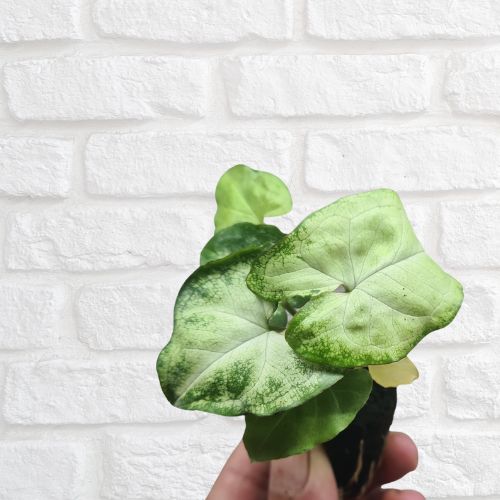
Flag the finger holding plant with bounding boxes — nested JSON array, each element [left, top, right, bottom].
[[157, 165, 463, 498]]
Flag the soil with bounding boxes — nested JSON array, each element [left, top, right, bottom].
[[323, 382, 398, 499]]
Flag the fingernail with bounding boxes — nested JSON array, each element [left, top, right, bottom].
[[269, 453, 310, 498]]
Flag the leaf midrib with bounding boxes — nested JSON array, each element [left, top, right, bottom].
[[174, 330, 272, 406], [186, 307, 269, 330], [297, 251, 425, 297]]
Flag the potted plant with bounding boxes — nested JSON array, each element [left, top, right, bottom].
[[157, 165, 463, 498]]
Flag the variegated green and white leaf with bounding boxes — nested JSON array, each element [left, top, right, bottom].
[[157, 250, 343, 416], [247, 189, 463, 367]]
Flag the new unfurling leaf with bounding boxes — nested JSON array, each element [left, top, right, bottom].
[[214, 165, 292, 232]]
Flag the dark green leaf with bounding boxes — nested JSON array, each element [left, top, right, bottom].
[[243, 369, 372, 461], [268, 303, 288, 332], [200, 223, 285, 266], [287, 295, 309, 309]]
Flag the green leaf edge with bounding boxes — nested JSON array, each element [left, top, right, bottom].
[[200, 222, 285, 266], [243, 369, 373, 462]]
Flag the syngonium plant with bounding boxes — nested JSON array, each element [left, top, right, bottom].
[[157, 165, 463, 497]]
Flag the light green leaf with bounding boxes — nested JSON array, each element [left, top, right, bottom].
[[243, 369, 372, 462], [200, 223, 285, 266], [214, 165, 292, 233], [157, 250, 343, 416], [247, 189, 463, 367], [368, 356, 419, 388]]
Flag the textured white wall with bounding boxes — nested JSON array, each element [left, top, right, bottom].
[[0, 1, 499, 499]]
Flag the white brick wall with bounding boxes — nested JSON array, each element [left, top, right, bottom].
[[85, 130, 292, 195], [101, 423, 242, 500], [0, 282, 66, 349], [3, 359, 197, 424], [93, 0, 294, 43], [5, 57, 209, 120], [306, 127, 500, 191], [441, 202, 500, 268], [224, 55, 431, 117], [0, 0, 82, 43], [0, 2, 497, 499], [6, 206, 212, 270], [307, 0, 500, 40], [0, 442, 85, 500], [76, 282, 181, 350], [0, 137, 72, 196], [446, 51, 500, 115], [392, 433, 500, 497], [444, 355, 500, 419]]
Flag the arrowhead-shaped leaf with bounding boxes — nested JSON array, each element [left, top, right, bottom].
[[247, 189, 463, 367], [200, 223, 285, 266], [214, 165, 292, 233], [157, 250, 343, 416], [243, 369, 372, 461]]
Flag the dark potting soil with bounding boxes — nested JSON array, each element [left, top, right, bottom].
[[323, 382, 398, 499]]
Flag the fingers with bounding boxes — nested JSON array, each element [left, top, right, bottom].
[[371, 432, 419, 486], [209, 432, 421, 500], [366, 487, 425, 500], [269, 447, 338, 500], [301, 446, 339, 500], [207, 441, 270, 500], [268, 452, 310, 499]]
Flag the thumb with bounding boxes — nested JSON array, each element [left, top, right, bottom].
[[269, 446, 338, 500]]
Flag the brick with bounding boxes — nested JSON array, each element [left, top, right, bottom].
[[5, 206, 212, 271], [446, 51, 500, 114], [0, 136, 72, 197], [94, 0, 293, 43], [0, 0, 81, 43], [441, 202, 500, 268], [424, 276, 499, 344], [307, 0, 500, 40], [0, 86, 8, 121], [444, 355, 500, 419], [3, 360, 197, 424], [0, 282, 66, 349], [403, 204, 436, 255], [391, 433, 500, 497], [102, 423, 242, 499], [223, 55, 430, 117], [4, 57, 209, 120], [394, 360, 431, 419], [306, 127, 500, 191], [77, 282, 181, 350], [85, 131, 291, 196], [0, 442, 85, 500]]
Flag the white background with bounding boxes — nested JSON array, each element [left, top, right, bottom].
[[0, 1, 499, 499]]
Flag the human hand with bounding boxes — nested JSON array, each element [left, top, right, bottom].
[[207, 432, 424, 500]]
